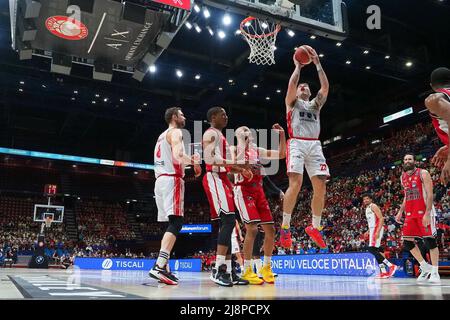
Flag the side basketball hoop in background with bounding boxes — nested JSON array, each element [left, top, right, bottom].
[[240, 16, 281, 65]]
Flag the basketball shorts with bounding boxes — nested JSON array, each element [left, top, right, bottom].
[[286, 139, 330, 177], [233, 185, 273, 224], [369, 227, 384, 248], [402, 210, 437, 238], [202, 172, 236, 220], [154, 175, 184, 222]]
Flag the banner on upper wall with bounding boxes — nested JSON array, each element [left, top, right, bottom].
[[74, 258, 201, 272], [269, 253, 378, 277]]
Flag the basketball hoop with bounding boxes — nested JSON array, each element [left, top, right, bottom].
[[45, 216, 53, 228], [240, 16, 281, 66]]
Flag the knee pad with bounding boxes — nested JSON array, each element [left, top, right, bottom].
[[403, 240, 415, 252], [217, 214, 236, 246], [424, 237, 438, 250], [166, 215, 183, 236]]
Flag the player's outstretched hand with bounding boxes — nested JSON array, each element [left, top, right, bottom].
[[432, 145, 448, 169], [305, 46, 319, 65], [272, 123, 285, 134], [440, 160, 450, 185]]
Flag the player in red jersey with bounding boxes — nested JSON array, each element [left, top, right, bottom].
[[202, 107, 252, 287], [425, 67, 450, 183], [231, 124, 286, 284], [395, 154, 441, 284]]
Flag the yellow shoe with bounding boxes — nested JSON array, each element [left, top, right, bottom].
[[261, 264, 275, 284], [241, 266, 264, 285]]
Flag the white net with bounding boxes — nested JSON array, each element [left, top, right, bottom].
[[45, 217, 53, 228], [240, 17, 281, 66]]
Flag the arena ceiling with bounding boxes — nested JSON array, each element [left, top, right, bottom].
[[0, 0, 449, 163]]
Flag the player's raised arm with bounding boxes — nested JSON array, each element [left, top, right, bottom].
[[257, 124, 286, 159], [285, 56, 303, 109], [306, 47, 329, 109]]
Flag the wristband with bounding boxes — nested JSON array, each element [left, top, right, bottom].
[[316, 64, 322, 72]]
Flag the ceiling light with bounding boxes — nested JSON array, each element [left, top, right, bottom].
[[253, 84, 258, 88], [319, 53, 324, 58], [366, 66, 371, 70], [261, 22, 268, 29], [104, 98, 108, 102], [74, 90, 78, 94], [235, 29, 241, 35], [363, 50, 369, 54], [143, 103, 148, 106], [195, 74, 201, 80], [120, 98, 124, 102], [137, 109, 142, 112], [203, 8, 210, 18], [276, 89, 281, 93], [218, 87, 223, 91], [91, 101, 96, 104], [336, 42, 342, 47], [346, 60, 351, 64], [287, 30, 295, 37], [243, 92, 247, 96], [194, 4, 200, 12], [207, 26, 214, 36], [176, 69, 183, 78], [223, 14, 232, 26], [95, 94, 100, 97], [18, 88, 23, 92], [149, 65, 156, 73], [385, 55, 390, 59], [266, 97, 270, 100], [218, 30, 226, 39], [185, 21, 192, 29], [310, 35, 316, 39], [405, 61, 413, 67], [194, 23, 201, 33]]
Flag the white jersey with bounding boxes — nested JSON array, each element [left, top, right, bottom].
[[287, 98, 321, 139], [154, 128, 185, 179], [365, 204, 380, 229]]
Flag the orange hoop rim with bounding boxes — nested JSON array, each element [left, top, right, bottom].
[[239, 16, 281, 39]]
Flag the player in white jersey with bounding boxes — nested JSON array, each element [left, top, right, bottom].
[[362, 194, 398, 278], [281, 46, 329, 250], [150, 107, 201, 285]]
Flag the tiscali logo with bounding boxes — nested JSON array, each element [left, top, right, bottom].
[[46, 16, 88, 40], [102, 259, 113, 270]]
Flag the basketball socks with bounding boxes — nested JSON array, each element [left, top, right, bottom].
[[383, 259, 393, 267], [156, 250, 170, 268], [254, 258, 262, 273], [216, 255, 226, 270], [226, 260, 232, 273], [263, 256, 271, 267], [432, 265, 439, 273], [282, 212, 291, 228], [244, 260, 252, 271], [379, 264, 387, 273], [312, 215, 321, 229]]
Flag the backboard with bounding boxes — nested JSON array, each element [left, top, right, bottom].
[[204, 0, 348, 40], [33, 204, 64, 224]]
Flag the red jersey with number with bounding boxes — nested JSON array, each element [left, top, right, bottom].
[[204, 127, 230, 173], [401, 168, 427, 218], [430, 88, 450, 146]]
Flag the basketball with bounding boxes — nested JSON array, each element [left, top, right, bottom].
[[294, 45, 312, 65]]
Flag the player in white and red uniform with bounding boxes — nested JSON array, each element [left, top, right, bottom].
[[395, 154, 440, 284], [150, 107, 201, 285], [362, 194, 398, 278], [202, 107, 252, 287], [425, 67, 450, 183], [232, 124, 285, 284], [282, 46, 329, 250]]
